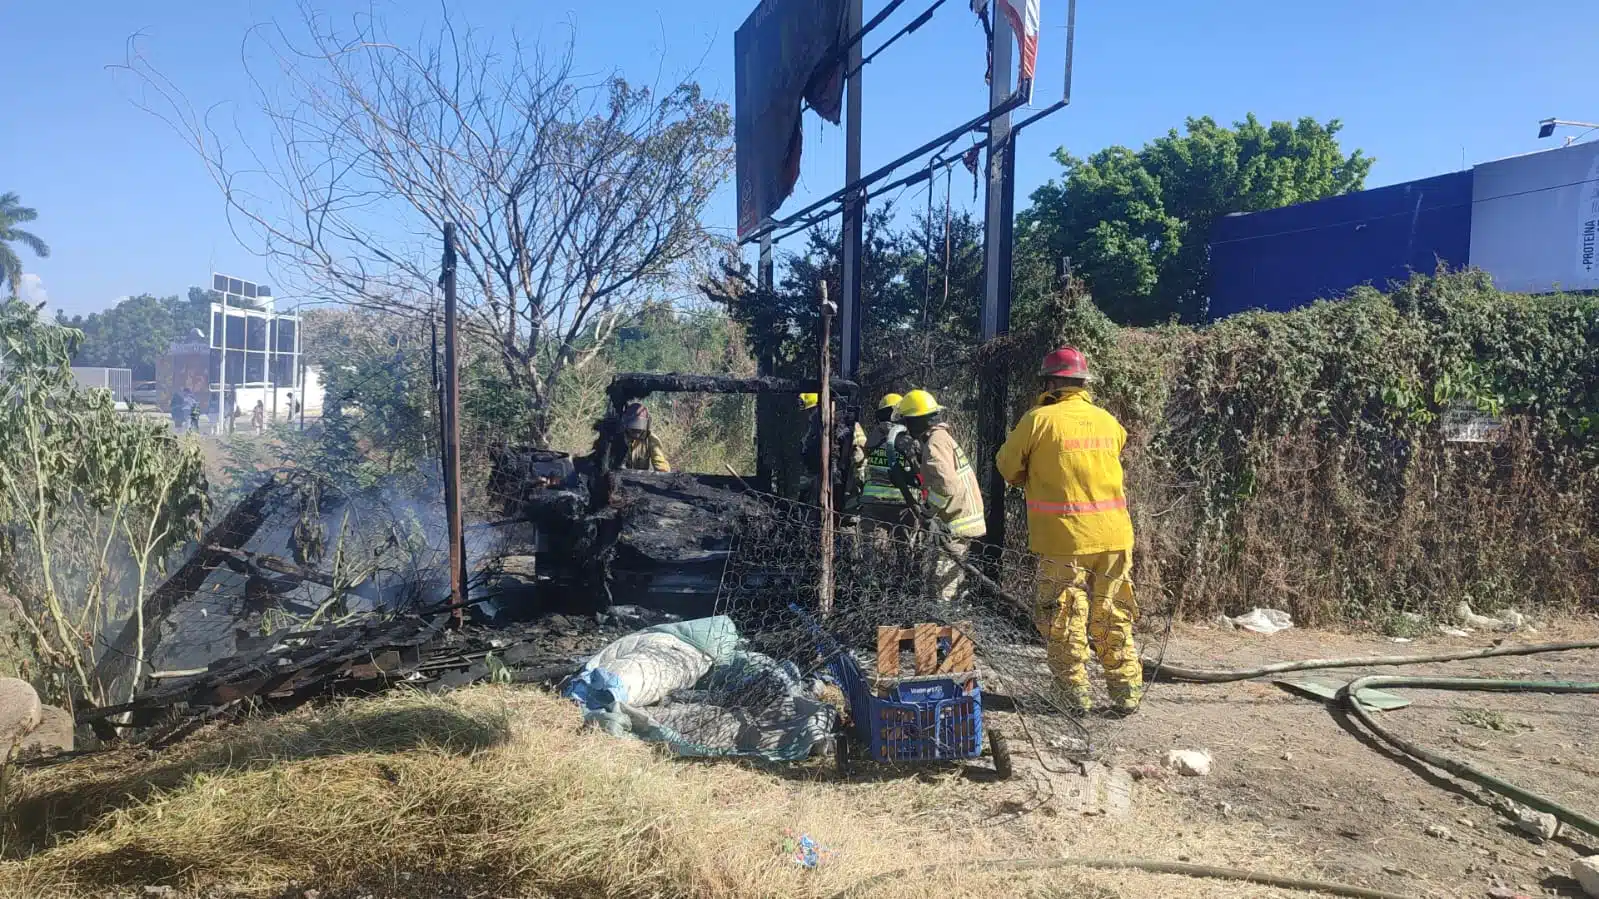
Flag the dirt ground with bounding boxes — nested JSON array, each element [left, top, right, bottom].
[[932, 621, 1599, 899], [6, 622, 1596, 899]]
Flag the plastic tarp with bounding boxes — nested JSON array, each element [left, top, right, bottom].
[[564, 615, 834, 762]]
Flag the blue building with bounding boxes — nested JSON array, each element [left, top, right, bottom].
[[1207, 141, 1599, 319]]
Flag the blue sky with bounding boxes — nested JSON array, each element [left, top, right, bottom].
[[2, 0, 1593, 316]]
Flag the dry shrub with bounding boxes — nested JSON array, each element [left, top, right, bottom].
[[1, 688, 1343, 899]]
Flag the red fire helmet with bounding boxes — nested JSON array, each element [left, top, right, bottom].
[[1039, 346, 1091, 380]]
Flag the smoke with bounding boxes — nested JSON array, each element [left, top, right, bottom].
[[18, 273, 48, 307]]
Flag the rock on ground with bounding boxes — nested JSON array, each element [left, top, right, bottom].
[[0, 676, 43, 754], [1573, 855, 1599, 898], [1164, 748, 1213, 776], [17, 703, 74, 757], [1513, 807, 1559, 842]]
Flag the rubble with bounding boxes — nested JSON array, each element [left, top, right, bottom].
[[1164, 749, 1213, 776], [1573, 856, 1599, 897], [1513, 808, 1558, 842]]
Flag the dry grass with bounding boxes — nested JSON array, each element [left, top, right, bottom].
[[1, 687, 1346, 899]]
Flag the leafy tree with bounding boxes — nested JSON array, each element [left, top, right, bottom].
[[0, 300, 208, 703], [1, 192, 50, 297], [62, 287, 219, 379], [708, 209, 918, 378], [1019, 115, 1373, 324]]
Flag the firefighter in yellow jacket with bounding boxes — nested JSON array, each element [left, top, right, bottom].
[[995, 347, 1141, 715], [620, 402, 671, 472], [896, 389, 985, 603]]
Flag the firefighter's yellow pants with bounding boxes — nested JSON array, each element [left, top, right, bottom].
[[1033, 550, 1143, 707]]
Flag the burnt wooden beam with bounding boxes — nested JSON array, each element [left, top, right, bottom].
[[90, 476, 283, 705], [208, 545, 380, 601], [606, 373, 860, 411]]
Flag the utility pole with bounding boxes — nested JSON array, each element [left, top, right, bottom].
[[979, 4, 1017, 551], [441, 223, 467, 628], [839, 0, 864, 382], [818, 282, 836, 618]]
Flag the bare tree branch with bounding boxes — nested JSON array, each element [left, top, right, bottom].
[[114, 5, 732, 443]]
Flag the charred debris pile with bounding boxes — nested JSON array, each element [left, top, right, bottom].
[[54, 373, 844, 751]]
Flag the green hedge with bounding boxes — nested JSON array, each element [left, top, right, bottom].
[[1042, 271, 1599, 627]]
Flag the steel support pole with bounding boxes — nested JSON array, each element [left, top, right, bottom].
[[756, 234, 776, 493], [217, 288, 226, 436], [441, 223, 467, 628], [818, 283, 836, 617], [979, 5, 1016, 551], [839, 0, 864, 381]]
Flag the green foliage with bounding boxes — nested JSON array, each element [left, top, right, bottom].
[[0, 192, 50, 297], [1021, 115, 1373, 324], [60, 288, 220, 380], [0, 300, 208, 701], [272, 308, 442, 494], [542, 301, 760, 473], [708, 208, 987, 389], [1041, 272, 1598, 625]]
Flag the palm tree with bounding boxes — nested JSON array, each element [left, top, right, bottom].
[[1, 192, 51, 298]]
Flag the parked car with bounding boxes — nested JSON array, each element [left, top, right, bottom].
[[132, 381, 162, 405]]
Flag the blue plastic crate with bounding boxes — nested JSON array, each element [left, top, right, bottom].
[[829, 652, 984, 763]]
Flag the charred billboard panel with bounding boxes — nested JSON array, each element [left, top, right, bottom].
[[1469, 141, 1599, 295], [733, 0, 848, 239]]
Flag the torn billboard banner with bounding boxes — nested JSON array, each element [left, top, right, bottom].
[[734, 0, 848, 240], [972, 0, 1041, 103]]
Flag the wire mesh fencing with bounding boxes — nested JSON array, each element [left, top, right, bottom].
[[593, 490, 1179, 765]]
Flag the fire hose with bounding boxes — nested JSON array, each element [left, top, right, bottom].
[[830, 855, 1417, 899], [1146, 640, 1599, 683], [1340, 674, 1599, 838]]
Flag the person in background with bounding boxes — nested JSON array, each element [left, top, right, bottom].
[[800, 392, 866, 507], [251, 400, 266, 435], [860, 393, 911, 545], [229, 392, 242, 434], [170, 391, 186, 432], [620, 402, 670, 472], [182, 388, 200, 433], [895, 389, 985, 603], [995, 346, 1142, 717]]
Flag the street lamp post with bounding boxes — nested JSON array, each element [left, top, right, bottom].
[[1538, 118, 1599, 146]]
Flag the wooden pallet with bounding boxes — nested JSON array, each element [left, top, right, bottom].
[[875, 622, 976, 679]]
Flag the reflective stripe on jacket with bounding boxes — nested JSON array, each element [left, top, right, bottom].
[[994, 388, 1132, 556], [624, 434, 671, 472], [862, 421, 907, 504], [920, 423, 986, 538]]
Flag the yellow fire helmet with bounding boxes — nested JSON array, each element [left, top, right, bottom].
[[896, 389, 942, 419], [798, 392, 820, 411], [877, 392, 904, 413]]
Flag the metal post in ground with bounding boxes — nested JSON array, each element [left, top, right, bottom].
[[756, 232, 776, 493], [839, 0, 864, 382], [979, 5, 1016, 552], [441, 223, 466, 628], [217, 287, 227, 437], [818, 282, 836, 618]]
